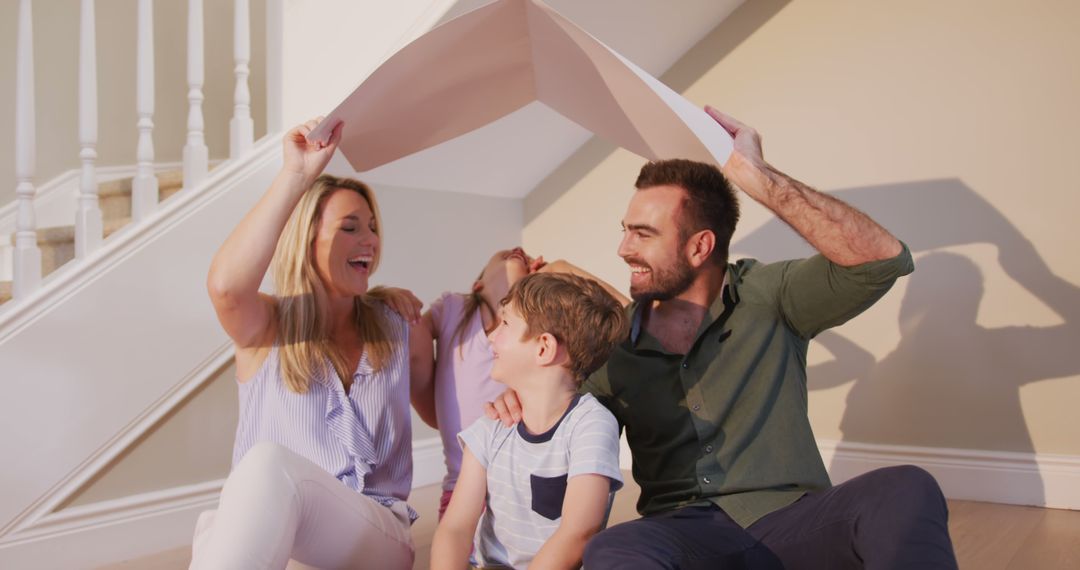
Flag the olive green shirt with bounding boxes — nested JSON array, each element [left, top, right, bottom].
[[582, 244, 914, 528]]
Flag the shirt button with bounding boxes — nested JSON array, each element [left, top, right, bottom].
[[703, 476, 711, 484], [704, 444, 713, 453], [692, 404, 701, 411], [681, 362, 689, 369]]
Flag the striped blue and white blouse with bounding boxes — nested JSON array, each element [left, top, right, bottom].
[[232, 301, 416, 521]]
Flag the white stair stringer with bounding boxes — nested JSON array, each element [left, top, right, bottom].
[[0, 134, 282, 543]]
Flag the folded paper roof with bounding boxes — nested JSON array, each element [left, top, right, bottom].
[[310, 0, 732, 174]]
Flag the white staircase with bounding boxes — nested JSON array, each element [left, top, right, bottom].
[[0, 0, 459, 566]]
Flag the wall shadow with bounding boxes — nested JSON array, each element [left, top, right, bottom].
[[732, 179, 1080, 505]]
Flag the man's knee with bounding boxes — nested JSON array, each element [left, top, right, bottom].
[[583, 524, 631, 567], [884, 465, 945, 504], [860, 465, 948, 527]]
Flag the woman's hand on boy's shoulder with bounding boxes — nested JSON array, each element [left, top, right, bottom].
[[484, 389, 522, 427]]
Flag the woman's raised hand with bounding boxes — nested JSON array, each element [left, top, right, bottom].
[[282, 117, 344, 187]]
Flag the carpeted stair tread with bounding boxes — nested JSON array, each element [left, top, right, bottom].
[[1, 171, 186, 303]]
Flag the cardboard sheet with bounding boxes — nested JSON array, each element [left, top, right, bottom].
[[309, 0, 732, 171]]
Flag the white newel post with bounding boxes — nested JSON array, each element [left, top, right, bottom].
[[76, 0, 103, 257], [13, 0, 42, 298], [230, 0, 254, 158], [132, 0, 158, 220], [183, 0, 209, 190]]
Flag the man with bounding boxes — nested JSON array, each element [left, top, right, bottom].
[[490, 108, 957, 569]]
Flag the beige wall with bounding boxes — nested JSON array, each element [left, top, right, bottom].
[[65, 361, 238, 507], [0, 0, 267, 205], [525, 0, 1080, 466]]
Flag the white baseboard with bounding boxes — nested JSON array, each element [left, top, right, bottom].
[[0, 436, 446, 569], [818, 439, 1080, 510], [0, 479, 221, 569], [622, 435, 1079, 510], [4, 436, 1074, 568]]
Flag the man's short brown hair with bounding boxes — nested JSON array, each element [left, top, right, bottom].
[[635, 159, 740, 265], [502, 272, 628, 383]]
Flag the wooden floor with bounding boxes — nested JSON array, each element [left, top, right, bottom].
[[99, 473, 1080, 569]]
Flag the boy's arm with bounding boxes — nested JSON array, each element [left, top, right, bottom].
[[431, 446, 488, 570], [527, 474, 611, 570]]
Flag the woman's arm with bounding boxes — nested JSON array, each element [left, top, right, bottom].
[[367, 286, 422, 324], [431, 447, 488, 570], [528, 474, 611, 569], [538, 259, 630, 307], [409, 310, 438, 428], [206, 119, 342, 349]]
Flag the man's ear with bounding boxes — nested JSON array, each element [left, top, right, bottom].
[[535, 332, 561, 367], [685, 229, 716, 269]]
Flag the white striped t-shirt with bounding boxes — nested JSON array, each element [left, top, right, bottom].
[[232, 301, 416, 521], [459, 393, 623, 569]]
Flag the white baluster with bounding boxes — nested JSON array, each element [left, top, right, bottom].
[[76, 0, 103, 257], [13, 0, 41, 298], [132, 0, 158, 220], [183, 0, 208, 190], [230, 0, 254, 158]]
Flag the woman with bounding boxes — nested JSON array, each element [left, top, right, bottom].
[[191, 119, 434, 569]]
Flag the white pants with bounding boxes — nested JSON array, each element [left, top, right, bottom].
[[190, 442, 414, 570]]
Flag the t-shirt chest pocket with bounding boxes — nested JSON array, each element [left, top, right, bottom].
[[530, 473, 568, 520]]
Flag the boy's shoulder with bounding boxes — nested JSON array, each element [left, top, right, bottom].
[[458, 412, 515, 465], [561, 393, 619, 433]]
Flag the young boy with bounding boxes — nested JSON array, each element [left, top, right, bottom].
[[431, 272, 629, 570]]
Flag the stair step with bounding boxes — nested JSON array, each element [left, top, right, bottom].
[[2, 171, 185, 305], [97, 170, 185, 221]]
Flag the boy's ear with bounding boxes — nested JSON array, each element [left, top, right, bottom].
[[535, 332, 558, 366]]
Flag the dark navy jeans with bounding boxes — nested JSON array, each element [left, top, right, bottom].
[[583, 465, 958, 570]]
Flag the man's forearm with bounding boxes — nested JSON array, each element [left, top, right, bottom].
[[726, 151, 902, 266]]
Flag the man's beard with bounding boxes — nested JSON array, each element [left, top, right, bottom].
[[628, 254, 696, 303]]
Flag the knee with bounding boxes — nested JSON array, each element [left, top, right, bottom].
[[583, 525, 634, 568], [229, 442, 300, 495], [888, 465, 945, 504], [583, 527, 614, 565], [236, 441, 294, 471], [872, 465, 948, 524]]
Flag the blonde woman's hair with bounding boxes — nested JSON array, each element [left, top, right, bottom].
[[271, 174, 392, 393]]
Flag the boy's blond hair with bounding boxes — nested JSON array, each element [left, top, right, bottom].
[[502, 272, 628, 383]]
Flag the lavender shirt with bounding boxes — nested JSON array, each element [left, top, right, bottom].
[[430, 292, 507, 492], [232, 301, 416, 521]]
